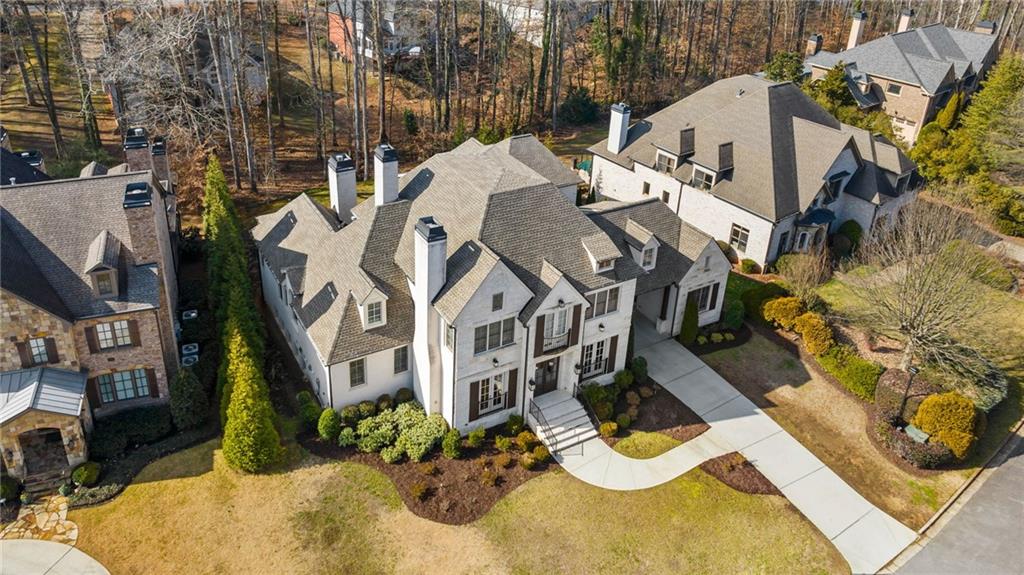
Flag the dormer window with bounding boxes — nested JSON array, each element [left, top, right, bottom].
[[692, 166, 715, 191], [95, 272, 115, 296], [642, 247, 655, 269], [367, 301, 384, 326], [655, 151, 677, 174], [597, 258, 615, 272]]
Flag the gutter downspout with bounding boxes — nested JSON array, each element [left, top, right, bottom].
[[449, 327, 457, 426]]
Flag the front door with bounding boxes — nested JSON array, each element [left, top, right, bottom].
[[534, 357, 560, 396]]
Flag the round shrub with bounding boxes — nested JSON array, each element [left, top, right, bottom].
[[20, 492, 33, 505], [395, 387, 414, 404], [613, 370, 635, 390], [377, 393, 393, 412], [480, 468, 498, 486], [594, 401, 614, 421], [710, 332, 724, 344], [495, 452, 513, 468], [532, 445, 550, 463], [358, 400, 377, 419], [793, 312, 834, 356], [410, 482, 429, 501], [1, 475, 21, 500], [466, 427, 486, 448], [630, 356, 648, 384], [505, 414, 525, 436], [722, 299, 745, 331], [59, 483, 74, 497], [318, 408, 343, 442], [913, 392, 977, 459], [741, 282, 788, 324], [519, 452, 537, 470], [762, 297, 804, 330], [616, 413, 631, 429], [494, 434, 513, 452], [299, 401, 322, 431], [71, 462, 102, 487], [625, 391, 641, 406], [831, 233, 853, 259], [516, 431, 538, 452], [337, 427, 356, 447], [935, 430, 974, 460], [837, 219, 863, 248], [724, 332, 735, 341], [696, 335, 708, 345], [638, 386, 654, 399], [442, 428, 462, 459], [340, 405, 361, 427], [626, 405, 639, 420], [740, 258, 760, 274], [380, 444, 404, 464], [599, 421, 618, 437]]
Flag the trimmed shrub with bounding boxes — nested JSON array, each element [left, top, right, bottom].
[[395, 387, 414, 404], [630, 356, 648, 384], [410, 482, 429, 501], [710, 332, 724, 344], [532, 445, 551, 462], [466, 427, 486, 448], [494, 435, 513, 452], [717, 240, 738, 264], [593, 401, 614, 421], [935, 430, 975, 459], [913, 392, 977, 459], [59, 483, 74, 497], [505, 414, 525, 436], [495, 452, 513, 468], [419, 462, 438, 476], [397, 413, 448, 462], [340, 405, 361, 427], [616, 413, 631, 429], [741, 282, 789, 324], [91, 405, 174, 459], [380, 445, 404, 464], [625, 391, 641, 406], [679, 295, 699, 346], [89, 426, 129, 460], [317, 408, 343, 442], [480, 468, 499, 487], [441, 429, 462, 459], [638, 386, 654, 399], [614, 370, 635, 390], [71, 462, 101, 487], [722, 299, 745, 331], [696, 335, 708, 345], [376, 394, 393, 412], [519, 452, 537, 470], [337, 427, 356, 447], [599, 421, 618, 437], [170, 368, 209, 431], [740, 258, 760, 274], [516, 431, 538, 452], [358, 400, 377, 419], [874, 419, 953, 469], [837, 219, 863, 249], [724, 332, 735, 341], [1, 475, 21, 500], [793, 312, 834, 356], [818, 346, 884, 401], [831, 233, 853, 259], [626, 405, 639, 420], [762, 296, 804, 330]]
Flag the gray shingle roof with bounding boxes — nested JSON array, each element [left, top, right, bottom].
[[433, 241, 500, 322], [495, 134, 582, 188], [1, 172, 165, 319], [0, 148, 50, 187], [0, 367, 87, 424], [806, 24, 997, 94], [84, 230, 121, 273]]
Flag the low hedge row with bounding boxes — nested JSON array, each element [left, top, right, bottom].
[[90, 405, 174, 460], [817, 346, 884, 401]]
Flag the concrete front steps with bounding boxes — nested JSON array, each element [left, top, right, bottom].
[[528, 390, 599, 453]]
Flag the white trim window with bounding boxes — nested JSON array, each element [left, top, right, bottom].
[[394, 346, 409, 374], [477, 372, 506, 415], [492, 292, 503, 311], [95, 272, 114, 296], [96, 320, 132, 349], [581, 339, 608, 379], [692, 166, 715, 190], [729, 224, 749, 253], [474, 318, 515, 355], [655, 151, 677, 174], [366, 301, 383, 326], [689, 282, 721, 313], [350, 358, 366, 387], [642, 247, 655, 268], [543, 308, 570, 351], [585, 286, 620, 319]]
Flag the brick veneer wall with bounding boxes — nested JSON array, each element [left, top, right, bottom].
[[0, 291, 78, 372], [0, 410, 88, 480]]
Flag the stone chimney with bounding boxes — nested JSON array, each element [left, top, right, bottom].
[[327, 152, 357, 222], [413, 216, 447, 414], [847, 11, 867, 50], [150, 136, 171, 184], [607, 103, 631, 155], [123, 127, 153, 172], [974, 20, 997, 35], [122, 182, 160, 265], [897, 9, 914, 33], [374, 144, 399, 206], [805, 33, 823, 57]]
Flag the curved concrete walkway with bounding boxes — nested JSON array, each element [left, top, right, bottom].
[[0, 540, 109, 575]]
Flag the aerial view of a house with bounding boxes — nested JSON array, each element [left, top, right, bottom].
[[0, 2, 1022, 575]]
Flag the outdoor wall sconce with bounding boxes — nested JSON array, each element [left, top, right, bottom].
[[492, 357, 500, 368], [573, 363, 582, 375], [557, 298, 566, 308], [598, 323, 606, 332], [527, 379, 536, 391]]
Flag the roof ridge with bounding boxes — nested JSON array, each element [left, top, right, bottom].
[[585, 196, 662, 215]]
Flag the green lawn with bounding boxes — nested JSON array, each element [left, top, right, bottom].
[[725, 271, 764, 306], [71, 438, 847, 575], [611, 430, 681, 459]]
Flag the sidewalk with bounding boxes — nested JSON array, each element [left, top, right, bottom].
[[0, 539, 108, 575]]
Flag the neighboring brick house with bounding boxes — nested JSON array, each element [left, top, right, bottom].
[[0, 132, 179, 483], [804, 10, 999, 144], [327, 0, 429, 65]]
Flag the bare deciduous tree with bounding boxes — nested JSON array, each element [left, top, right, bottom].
[[777, 248, 832, 307]]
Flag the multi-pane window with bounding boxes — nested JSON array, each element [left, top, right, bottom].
[[642, 248, 655, 268], [886, 83, 902, 96], [729, 224, 750, 253], [543, 308, 569, 349], [394, 346, 409, 374], [474, 318, 515, 354], [113, 320, 132, 346], [97, 369, 150, 403], [366, 301, 383, 325], [689, 283, 720, 313], [350, 359, 366, 387], [96, 272, 114, 296], [692, 166, 715, 190], [95, 321, 132, 350], [28, 338, 48, 364], [581, 339, 608, 378], [492, 292, 503, 312], [476, 372, 505, 415], [655, 152, 676, 173], [597, 258, 615, 271], [585, 287, 620, 319]]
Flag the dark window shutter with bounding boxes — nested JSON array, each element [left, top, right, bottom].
[[606, 335, 619, 374], [710, 283, 720, 311], [534, 314, 545, 357], [44, 337, 59, 364], [128, 320, 142, 346], [15, 342, 32, 368], [569, 305, 582, 346], [507, 369, 518, 409], [469, 379, 480, 422], [146, 368, 160, 397], [85, 327, 99, 353], [659, 286, 671, 320], [86, 377, 102, 408]]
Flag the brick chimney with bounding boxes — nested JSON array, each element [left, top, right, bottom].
[[847, 11, 867, 50], [123, 127, 153, 172], [805, 33, 823, 57], [150, 136, 171, 184]]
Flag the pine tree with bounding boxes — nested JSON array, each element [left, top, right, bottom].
[[222, 342, 281, 472], [935, 91, 963, 131], [170, 367, 209, 430]]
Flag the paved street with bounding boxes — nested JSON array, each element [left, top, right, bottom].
[[899, 435, 1024, 575]]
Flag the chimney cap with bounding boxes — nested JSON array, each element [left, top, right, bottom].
[[124, 127, 149, 150], [15, 150, 43, 167], [375, 143, 398, 162], [852, 10, 867, 20], [415, 216, 446, 242], [975, 20, 997, 31], [122, 182, 153, 209], [328, 152, 355, 172], [151, 136, 167, 156], [611, 102, 631, 114], [900, 8, 914, 17]]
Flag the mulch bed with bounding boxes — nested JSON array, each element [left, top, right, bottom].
[[1, 501, 21, 524], [602, 381, 710, 448], [298, 431, 556, 525], [700, 452, 781, 496], [690, 324, 753, 355]]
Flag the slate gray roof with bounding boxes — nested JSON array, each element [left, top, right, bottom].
[[590, 75, 916, 221], [253, 134, 642, 363], [0, 148, 50, 187], [0, 367, 87, 424], [583, 198, 716, 294], [84, 230, 121, 273], [495, 134, 582, 188], [1, 172, 165, 319], [806, 24, 998, 94]]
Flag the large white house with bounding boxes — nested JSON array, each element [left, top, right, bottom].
[[588, 75, 920, 268], [252, 134, 729, 441]]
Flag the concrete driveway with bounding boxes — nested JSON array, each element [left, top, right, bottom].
[[636, 325, 916, 575], [0, 540, 109, 575]]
